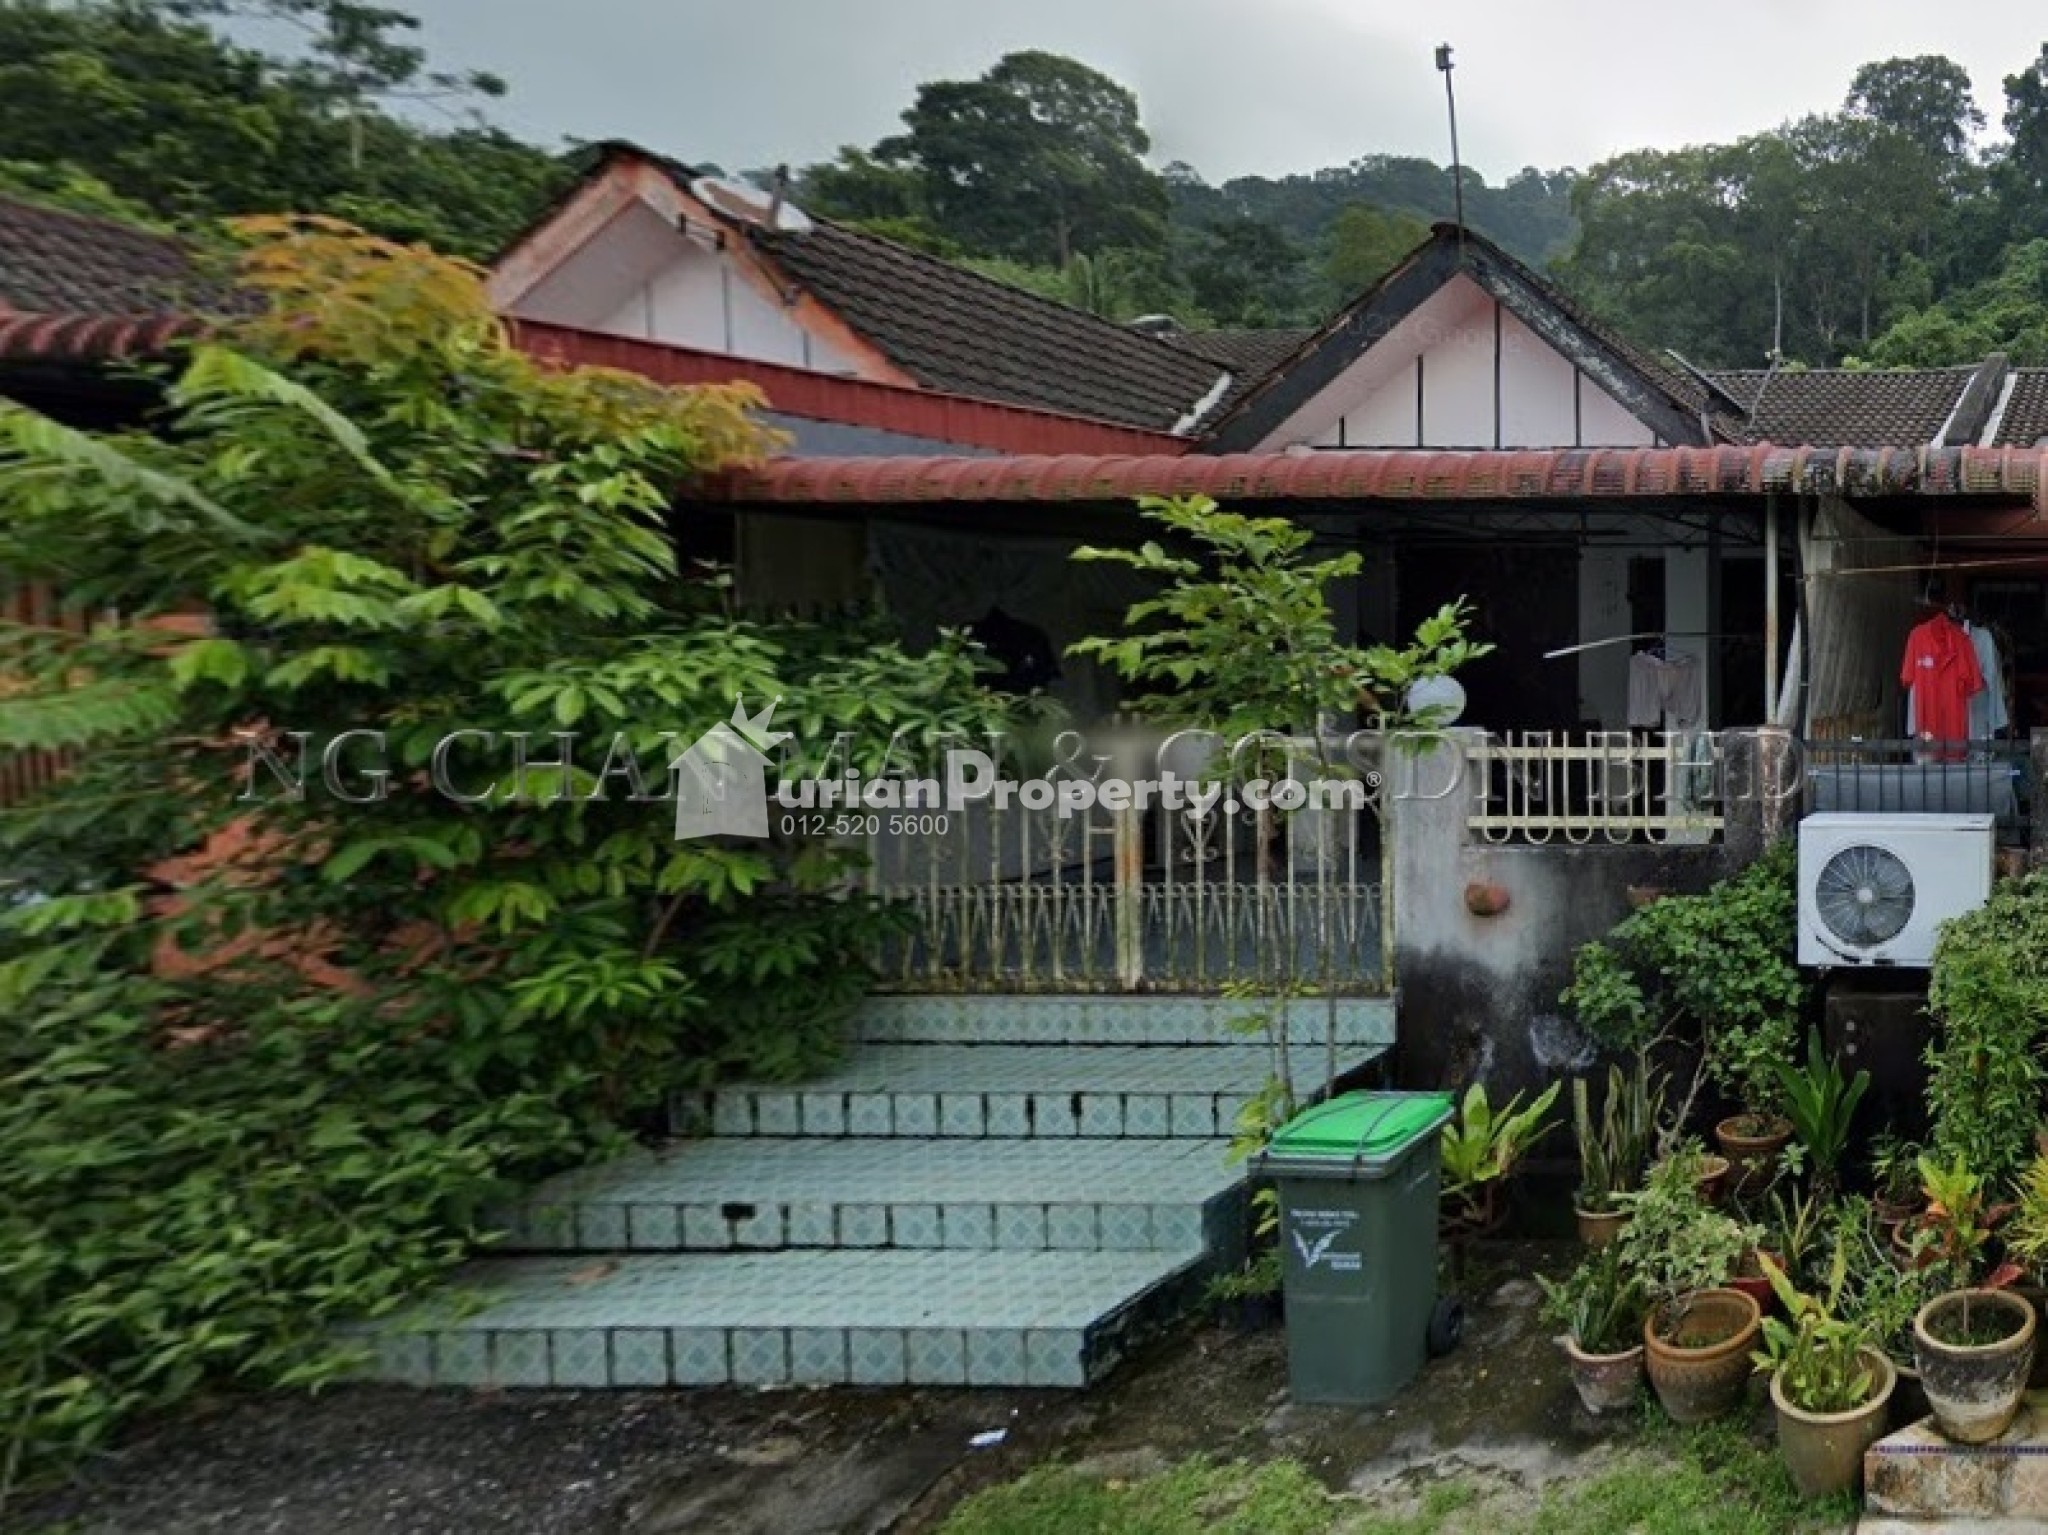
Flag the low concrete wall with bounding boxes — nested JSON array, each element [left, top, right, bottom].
[[1388, 728, 1791, 1093]]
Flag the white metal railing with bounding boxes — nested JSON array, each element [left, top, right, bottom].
[[861, 733, 1387, 994], [1466, 730, 1723, 846]]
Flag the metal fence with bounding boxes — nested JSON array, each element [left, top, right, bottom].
[[1797, 736, 2031, 845], [861, 735, 1387, 995], [1466, 731, 1725, 846]]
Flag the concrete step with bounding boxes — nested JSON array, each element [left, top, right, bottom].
[[850, 994, 1396, 1049], [498, 1137, 1245, 1254], [1866, 1395, 2048, 1520], [674, 1041, 1378, 1141], [362, 1248, 1207, 1389]]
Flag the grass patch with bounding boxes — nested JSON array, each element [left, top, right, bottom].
[[938, 1455, 1334, 1535], [939, 1408, 1856, 1535]]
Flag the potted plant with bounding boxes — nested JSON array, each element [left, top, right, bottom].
[[1618, 1152, 1765, 1422], [1439, 1079, 1559, 1239], [1870, 1132, 1922, 1230], [1753, 1242, 1896, 1498], [1539, 1242, 1648, 1414], [1572, 1062, 1658, 1247], [1715, 1017, 1798, 1191], [1770, 1028, 1869, 1197], [1906, 1154, 2033, 1443]]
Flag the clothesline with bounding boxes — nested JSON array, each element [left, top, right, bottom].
[[1542, 631, 1751, 661]]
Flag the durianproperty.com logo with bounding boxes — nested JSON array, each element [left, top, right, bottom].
[[236, 697, 1409, 842]]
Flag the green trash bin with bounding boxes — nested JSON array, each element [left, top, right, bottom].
[[1252, 1090, 1457, 1405]]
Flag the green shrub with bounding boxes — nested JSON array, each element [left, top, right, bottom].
[[0, 221, 1008, 1498], [1925, 873, 2048, 1189], [1562, 841, 1806, 1134]]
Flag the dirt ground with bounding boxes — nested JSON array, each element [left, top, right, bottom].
[[18, 1243, 1614, 1535]]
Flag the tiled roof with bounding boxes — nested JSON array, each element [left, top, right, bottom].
[[1171, 327, 1315, 377], [1707, 367, 1976, 448], [715, 444, 2048, 507], [1992, 370, 2048, 447], [746, 221, 1227, 434], [0, 196, 198, 316]]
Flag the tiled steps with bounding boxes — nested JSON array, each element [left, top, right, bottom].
[[365, 1249, 1207, 1390], [1866, 1395, 2048, 1521], [676, 1042, 1349, 1141], [361, 994, 1390, 1390], [500, 1137, 1245, 1254]]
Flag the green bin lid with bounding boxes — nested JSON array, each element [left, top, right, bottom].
[[1266, 1090, 1453, 1163]]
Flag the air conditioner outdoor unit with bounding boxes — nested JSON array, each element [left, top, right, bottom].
[[1797, 813, 1995, 969]]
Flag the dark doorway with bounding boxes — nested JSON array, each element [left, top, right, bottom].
[[1396, 542, 1581, 731]]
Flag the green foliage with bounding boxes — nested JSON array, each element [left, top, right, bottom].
[[1324, 202, 1430, 295], [0, 221, 1006, 1495], [1770, 1030, 1869, 1193], [1573, 1061, 1661, 1212], [1616, 1149, 1762, 1334], [1924, 871, 2048, 1188], [868, 50, 1167, 269], [2004, 1153, 2048, 1277], [1071, 495, 1489, 739], [1562, 841, 1806, 1127], [1439, 1080, 1561, 1217], [1904, 1154, 2019, 1288], [1751, 1242, 1881, 1415], [0, 0, 564, 258], [1539, 1240, 1646, 1354]]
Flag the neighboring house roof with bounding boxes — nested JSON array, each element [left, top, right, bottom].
[[1170, 327, 1316, 378], [0, 196, 196, 314], [713, 444, 2048, 509], [1706, 366, 1982, 448], [747, 219, 1228, 433], [514, 320, 1188, 458], [1990, 369, 2048, 448], [0, 195, 208, 363], [501, 143, 1233, 436], [1204, 224, 1745, 452]]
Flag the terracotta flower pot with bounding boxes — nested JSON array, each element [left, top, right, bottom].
[[1575, 1205, 1628, 1249], [1770, 1348, 1895, 1499], [1727, 1249, 1782, 1315], [1643, 1287, 1763, 1424], [1913, 1289, 2037, 1444], [1564, 1336, 1645, 1415], [1715, 1114, 1792, 1192], [1696, 1154, 1733, 1206]]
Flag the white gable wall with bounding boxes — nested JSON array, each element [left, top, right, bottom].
[[1277, 274, 1658, 452], [504, 200, 862, 374]]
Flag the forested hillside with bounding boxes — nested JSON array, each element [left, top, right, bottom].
[[8, 3, 2048, 371]]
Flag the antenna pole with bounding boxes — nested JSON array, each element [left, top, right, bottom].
[[1435, 44, 1465, 234]]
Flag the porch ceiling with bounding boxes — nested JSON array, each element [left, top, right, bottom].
[[708, 444, 2048, 512]]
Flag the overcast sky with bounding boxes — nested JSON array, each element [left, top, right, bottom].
[[385, 1, 2043, 182]]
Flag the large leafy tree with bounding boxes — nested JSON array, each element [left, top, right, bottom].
[[872, 50, 1169, 268], [0, 0, 563, 257], [0, 222, 1006, 1490], [1847, 54, 1984, 166], [1324, 203, 1430, 298]]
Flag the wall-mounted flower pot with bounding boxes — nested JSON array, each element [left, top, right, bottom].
[[1575, 1204, 1628, 1249], [1643, 1287, 1762, 1423], [1564, 1336, 1645, 1415], [1714, 1114, 1791, 1192], [1913, 1289, 2037, 1444], [1770, 1347, 1895, 1499]]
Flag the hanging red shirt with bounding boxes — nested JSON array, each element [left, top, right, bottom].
[[1901, 613, 1983, 755]]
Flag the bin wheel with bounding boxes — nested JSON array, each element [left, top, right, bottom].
[[1427, 1296, 1465, 1357]]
